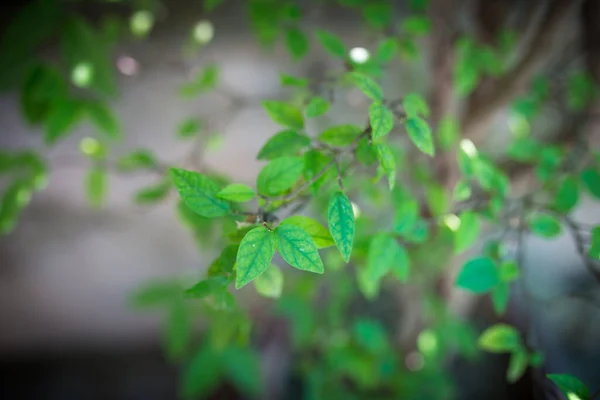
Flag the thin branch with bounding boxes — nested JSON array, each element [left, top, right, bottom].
[[564, 216, 600, 283]]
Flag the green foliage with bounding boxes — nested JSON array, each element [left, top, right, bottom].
[[528, 213, 562, 238], [456, 257, 499, 293], [318, 124, 363, 146], [257, 130, 311, 160], [262, 100, 304, 130], [546, 374, 590, 400], [347, 72, 383, 101], [276, 224, 324, 273], [171, 168, 232, 217], [305, 96, 330, 117], [217, 184, 255, 203], [328, 191, 356, 262], [235, 226, 276, 289], [405, 117, 434, 156], [256, 156, 304, 196], [315, 30, 347, 59]]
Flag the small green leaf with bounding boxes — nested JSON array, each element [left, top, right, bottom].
[[400, 15, 431, 35], [546, 374, 590, 400], [262, 100, 304, 130], [567, 71, 597, 111], [257, 130, 311, 160], [254, 264, 284, 298], [328, 191, 355, 262], [85, 168, 106, 207], [303, 150, 336, 194], [181, 345, 221, 398], [235, 227, 276, 289], [177, 118, 203, 138], [85, 101, 121, 139], [285, 28, 309, 60], [456, 256, 500, 293], [391, 243, 410, 282], [580, 167, 600, 199], [376, 143, 396, 190], [275, 224, 324, 273], [367, 233, 398, 281], [402, 93, 430, 117], [315, 29, 346, 58], [217, 184, 255, 203], [117, 150, 157, 172], [507, 349, 529, 383], [185, 276, 231, 299], [453, 179, 472, 201], [499, 260, 520, 282], [179, 65, 219, 98], [347, 72, 383, 101], [454, 211, 480, 254], [552, 176, 579, 213], [280, 215, 334, 248], [280, 74, 309, 87], [318, 124, 363, 146], [374, 38, 397, 64], [164, 300, 190, 359], [353, 319, 389, 354], [170, 168, 231, 217], [438, 115, 460, 150], [256, 156, 304, 196], [305, 96, 330, 117], [0, 181, 30, 235], [478, 323, 522, 353], [398, 38, 419, 60], [491, 281, 510, 315], [134, 180, 171, 204], [369, 102, 394, 139], [45, 97, 84, 144], [528, 213, 562, 238], [405, 117, 434, 156], [363, 2, 392, 28]]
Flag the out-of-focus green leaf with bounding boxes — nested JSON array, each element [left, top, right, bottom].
[[285, 28, 309, 60], [254, 264, 284, 298], [262, 100, 304, 130], [347, 72, 383, 101], [478, 323, 522, 353], [546, 374, 590, 400], [456, 256, 499, 294], [369, 102, 394, 139], [318, 124, 363, 146], [256, 156, 304, 196], [405, 117, 434, 156], [528, 213, 562, 238], [400, 15, 431, 36], [315, 29, 347, 58], [85, 167, 107, 207], [305, 96, 330, 118], [179, 65, 219, 98]]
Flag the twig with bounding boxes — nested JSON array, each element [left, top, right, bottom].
[[564, 216, 600, 283]]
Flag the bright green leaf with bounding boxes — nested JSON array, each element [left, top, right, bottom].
[[217, 184, 255, 203], [170, 168, 231, 217], [275, 224, 324, 273], [401, 15, 431, 36], [405, 117, 434, 156], [456, 256, 500, 293], [262, 100, 304, 130], [257, 130, 311, 160], [328, 191, 355, 262], [499, 260, 520, 282], [280, 215, 334, 248], [491, 282, 510, 315], [403, 93, 430, 117], [374, 38, 397, 64], [528, 213, 562, 238], [376, 143, 396, 190], [369, 102, 394, 139], [347, 72, 383, 101], [553, 176, 579, 213], [256, 156, 304, 196], [280, 74, 309, 87], [454, 211, 480, 254], [254, 264, 284, 298], [318, 124, 363, 146], [580, 167, 600, 199], [507, 349, 529, 384], [478, 323, 522, 353], [546, 374, 590, 400], [177, 118, 203, 138], [235, 227, 276, 289], [285, 27, 309, 60], [315, 29, 346, 58], [305, 96, 330, 118]]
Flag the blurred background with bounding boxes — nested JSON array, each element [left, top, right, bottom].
[[1, 0, 600, 399]]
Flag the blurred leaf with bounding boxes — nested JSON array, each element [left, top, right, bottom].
[[205, 0, 225, 11], [369, 102, 394, 139], [276, 295, 315, 347], [405, 117, 434, 156], [45, 97, 84, 144], [499, 260, 520, 282], [400, 15, 431, 35], [347, 72, 383, 101], [456, 256, 500, 293], [262, 100, 304, 130], [376, 143, 396, 190], [590, 226, 600, 261], [328, 191, 355, 263], [437, 115, 459, 150], [170, 168, 231, 217], [0, 181, 31, 235], [181, 345, 221, 398], [179, 65, 219, 98], [117, 150, 157, 172], [129, 281, 183, 308], [403, 93, 430, 118], [217, 184, 255, 203], [528, 213, 562, 238], [478, 323, 522, 353], [453, 180, 472, 202], [254, 264, 284, 298], [315, 30, 347, 58], [221, 347, 261, 396], [257, 130, 310, 160], [85, 100, 121, 139], [356, 137, 378, 166], [276, 224, 324, 273], [507, 349, 529, 383], [280, 215, 334, 248], [235, 226, 276, 289], [363, 1, 392, 29], [546, 374, 590, 400], [134, 180, 171, 204], [285, 28, 309, 60], [374, 38, 397, 64], [506, 137, 542, 162], [256, 156, 304, 196], [491, 282, 510, 316], [280, 74, 309, 87], [185, 276, 231, 299], [398, 38, 419, 60], [305, 96, 330, 117], [552, 176, 579, 213], [303, 150, 336, 194], [580, 167, 600, 199], [353, 319, 388, 354], [454, 211, 480, 254], [177, 118, 203, 138], [20, 64, 68, 124], [367, 233, 398, 281], [85, 167, 106, 207], [164, 299, 190, 359], [567, 71, 597, 111], [318, 124, 363, 146]]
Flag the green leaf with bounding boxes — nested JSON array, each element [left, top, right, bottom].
[[318, 124, 363, 146], [580, 167, 600, 199], [376, 143, 396, 190], [367, 233, 399, 281], [235, 226, 276, 288], [478, 323, 522, 353], [507, 349, 529, 383], [185, 276, 231, 299], [254, 264, 284, 298], [437, 115, 460, 150], [0, 181, 30, 235], [129, 280, 182, 308], [285, 28, 309, 60], [305, 96, 330, 117], [528, 213, 562, 238], [347, 72, 383, 101], [405, 117, 434, 156], [170, 168, 231, 217], [454, 211, 480, 254], [303, 150, 336, 194], [45, 97, 84, 144], [279, 215, 334, 248], [262, 100, 304, 130], [280, 74, 309, 87], [398, 38, 419, 60], [117, 150, 157, 172], [134, 180, 171, 204], [363, 1, 392, 29], [328, 191, 355, 262], [217, 184, 255, 203], [164, 300, 190, 359], [85, 100, 121, 139], [85, 168, 106, 207], [453, 179, 472, 202], [221, 347, 261, 396], [402, 93, 430, 117], [275, 224, 324, 273], [552, 176, 579, 213], [546, 374, 590, 400], [356, 136, 378, 165], [181, 345, 221, 398], [353, 319, 389, 354], [374, 38, 397, 64], [400, 15, 431, 36], [256, 156, 304, 196], [177, 118, 203, 138], [491, 281, 510, 315], [499, 260, 520, 282], [456, 256, 500, 293], [315, 29, 346, 58], [369, 102, 394, 139], [567, 71, 597, 111], [179, 64, 219, 98], [257, 130, 311, 160], [391, 243, 410, 282]]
